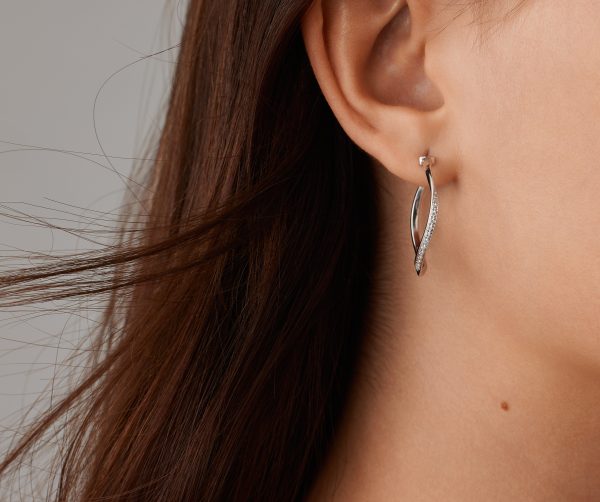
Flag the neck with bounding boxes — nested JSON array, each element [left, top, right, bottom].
[[309, 164, 600, 501]]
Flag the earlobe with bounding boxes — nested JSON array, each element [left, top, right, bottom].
[[301, 0, 455, 186]]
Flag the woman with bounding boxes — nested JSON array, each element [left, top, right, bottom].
[[1, 0, 599, 500]]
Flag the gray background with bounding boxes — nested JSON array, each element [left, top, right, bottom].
[[0, 2, 183, 496]]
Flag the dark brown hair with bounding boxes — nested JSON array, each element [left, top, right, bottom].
[[0, 0, 378, 499]]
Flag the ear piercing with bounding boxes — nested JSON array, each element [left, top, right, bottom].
[[410, 154, 438, 276]]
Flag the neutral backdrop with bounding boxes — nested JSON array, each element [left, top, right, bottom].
[[0, 1, 183, 492]]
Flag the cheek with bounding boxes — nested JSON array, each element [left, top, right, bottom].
[[435, 2, 600, 355]]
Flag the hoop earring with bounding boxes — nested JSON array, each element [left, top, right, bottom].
[[410, 155, 439, 276]]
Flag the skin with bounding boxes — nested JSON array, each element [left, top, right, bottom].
[[301, 0, 600, 500]]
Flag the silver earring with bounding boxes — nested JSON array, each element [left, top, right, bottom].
[[410, 154, 439, 276]]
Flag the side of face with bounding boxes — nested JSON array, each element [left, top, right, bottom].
[[431, 0, 600, 360], [302, 0, 600, 366]]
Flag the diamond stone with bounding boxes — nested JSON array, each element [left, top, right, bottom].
[[414, 190, 438, 273]]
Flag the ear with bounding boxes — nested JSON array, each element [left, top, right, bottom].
[[301, 0, 457, 185]]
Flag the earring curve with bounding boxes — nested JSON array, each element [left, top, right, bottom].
[[410, 155, 439, 276]]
